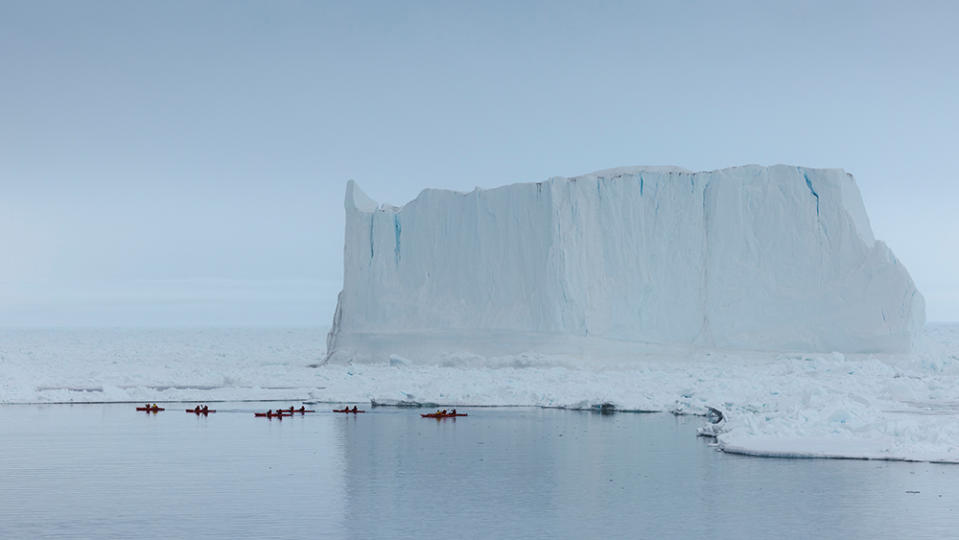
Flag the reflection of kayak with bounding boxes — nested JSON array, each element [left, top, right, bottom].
[[186, 409, 216, 414], [333, 409, 365, 413], [421, 413, 468, 418], [136, 407, 164, 412]]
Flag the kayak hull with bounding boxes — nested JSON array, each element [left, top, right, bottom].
[[332, 410, 365, 413], [421, 413, 468, 418], [136, 407, 165, 412]]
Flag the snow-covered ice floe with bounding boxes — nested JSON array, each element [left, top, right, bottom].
[[4, 325, 959, 464]]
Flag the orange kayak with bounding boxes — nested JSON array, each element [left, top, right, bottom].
[[421, 413, 468, 418], [333, 409, 365, 413]]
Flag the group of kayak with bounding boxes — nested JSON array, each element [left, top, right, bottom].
[[137, 403, 468, 419], [139, 403, 215, 413]]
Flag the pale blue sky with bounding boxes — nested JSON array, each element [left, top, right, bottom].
[[1, 1, 957, 325]]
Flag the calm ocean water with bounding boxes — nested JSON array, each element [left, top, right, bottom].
[[1, 404, 957, 539]]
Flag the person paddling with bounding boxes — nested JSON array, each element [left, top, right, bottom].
[[352, 405, 358, 413]]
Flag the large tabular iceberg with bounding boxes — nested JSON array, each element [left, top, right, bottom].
[[327, 165, 924, 362]]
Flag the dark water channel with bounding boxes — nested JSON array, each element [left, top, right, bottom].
[[1, 404, 956, 539]]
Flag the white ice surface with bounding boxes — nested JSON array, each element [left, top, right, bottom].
[[3, 325, 959, 463]]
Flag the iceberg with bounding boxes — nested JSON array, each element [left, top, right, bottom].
[[328, 165, 924, 363]]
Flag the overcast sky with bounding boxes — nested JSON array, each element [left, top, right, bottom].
[[2, 1, 957, 326]]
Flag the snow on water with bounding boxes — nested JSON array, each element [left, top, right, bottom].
[[3, 325, 959, 463], [329, 165, 923, 355]]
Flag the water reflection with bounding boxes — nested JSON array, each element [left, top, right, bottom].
[[0, 403, 347, 539], [1, 405, 957, 539], [336, 408, 959, 540]]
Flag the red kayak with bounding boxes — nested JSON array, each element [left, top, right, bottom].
[[421, 412, 468, 418], [277, 408, 315, 414], [333, 409, 365, 413], [186, 409, 216, 414], [254, 412, 291, 418], [136, 407, 164, 412]]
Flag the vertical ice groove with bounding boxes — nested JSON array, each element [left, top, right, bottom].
[[699, 178, 711, 345], [802, 170, 820, 216], [394, 215, 401, 264], [369, 214, 375, 261]]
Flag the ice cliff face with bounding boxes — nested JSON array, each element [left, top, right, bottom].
[[328, 165, 924, 360]]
